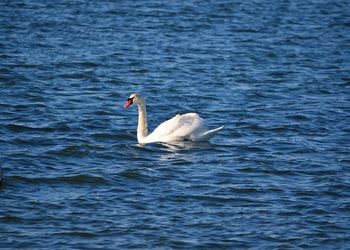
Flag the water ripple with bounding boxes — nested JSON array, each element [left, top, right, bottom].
[[1, 0, 349, 249], [8, 174, 109, 185]]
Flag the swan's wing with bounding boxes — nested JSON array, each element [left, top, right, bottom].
[[148, 114, 182, 138], [147, 113, 205, 141], [170, 113, 206, 139]]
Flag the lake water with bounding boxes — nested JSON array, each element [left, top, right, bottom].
[[1, 0, 350, 249]]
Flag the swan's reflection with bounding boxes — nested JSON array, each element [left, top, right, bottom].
[[160, 140, 208, 151], [132, 140, 214, 163], [157, 141, 211, 162]]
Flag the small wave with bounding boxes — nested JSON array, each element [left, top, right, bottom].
[[223, 186, 284, 194], [0, 214, 22, 223], [9, 174, 109, 185], [77, 61, 99, 68], [237, 167, 295, 176], [90, 132, 129, 141], [240, 146, 269, 153], [168, 194, 262, 204], [286, 114, 310, 121], [225, 187, 262, 194], [117, 169, 147, 179], [58, 71, 97, 81], [54, 231, 96, 238], [5, 124, 55, 133], [169, 159, 193, 166], [0, 167, 2, 187], [129, 69, 149, 74], [49, 145, 89, 157]]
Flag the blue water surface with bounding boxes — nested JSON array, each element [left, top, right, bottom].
[[1, 0, 350, 249]]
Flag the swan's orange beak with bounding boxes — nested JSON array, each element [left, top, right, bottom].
[[124, 98, 133, 108]]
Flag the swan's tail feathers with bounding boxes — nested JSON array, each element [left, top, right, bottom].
[[200, 126, 224, 141]]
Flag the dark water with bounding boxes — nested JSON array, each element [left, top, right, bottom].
[[1, 0, 350, 249]]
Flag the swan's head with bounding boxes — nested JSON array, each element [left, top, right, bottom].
[[124, 93, 144, 108]]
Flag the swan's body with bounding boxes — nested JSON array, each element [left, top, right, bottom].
[[124, 93, 223, 144]]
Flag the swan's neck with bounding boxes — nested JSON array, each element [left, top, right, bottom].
[[137, 102, 148, 142]]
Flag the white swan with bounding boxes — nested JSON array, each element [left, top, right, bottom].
[[124, 93, 224, 144]]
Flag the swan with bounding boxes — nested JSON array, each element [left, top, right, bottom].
[[124, 93, 224, 144]]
